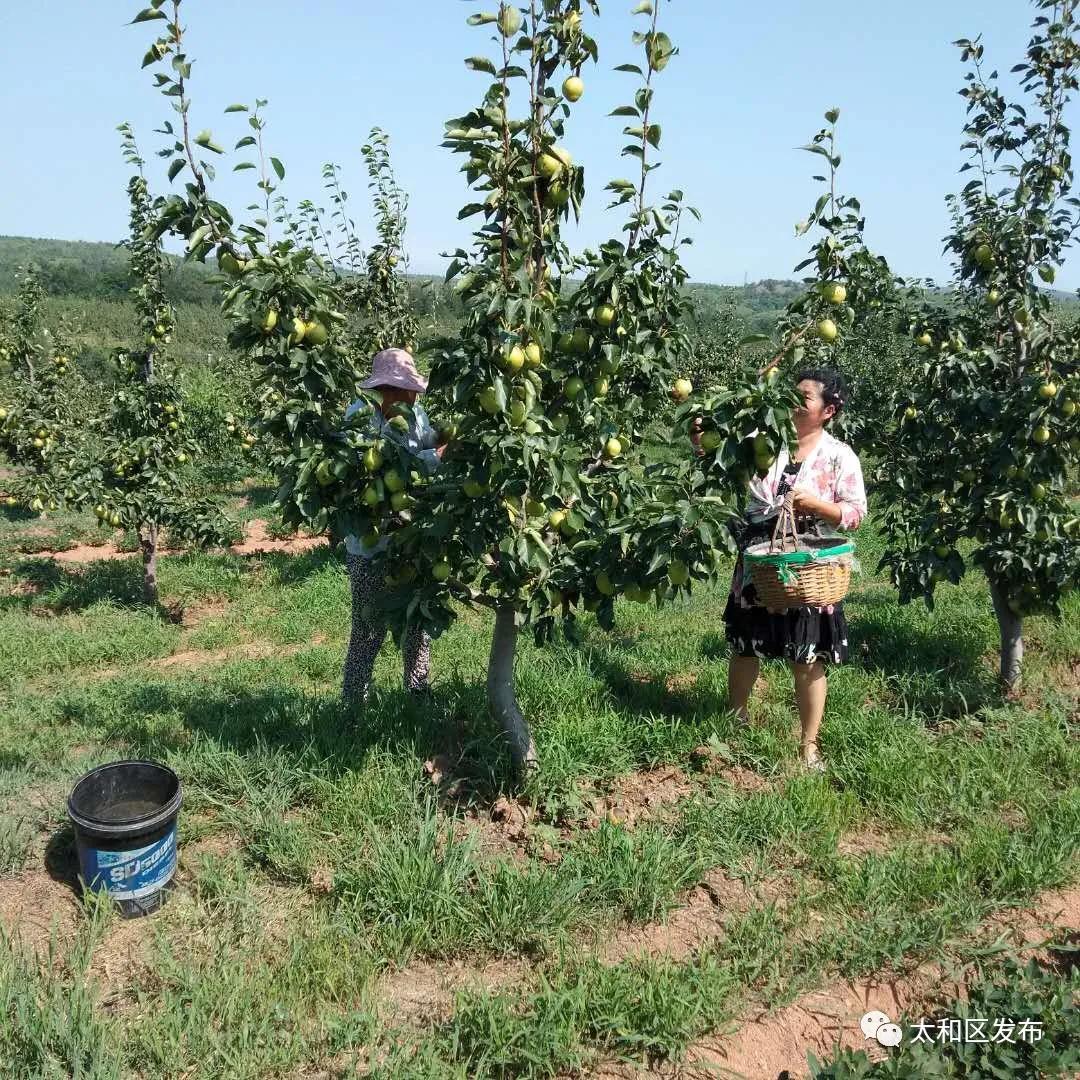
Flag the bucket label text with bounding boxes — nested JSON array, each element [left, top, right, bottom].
[[81, 831, 177, 901]]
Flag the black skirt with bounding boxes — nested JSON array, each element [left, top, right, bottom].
[[723, 517, 850, 666]]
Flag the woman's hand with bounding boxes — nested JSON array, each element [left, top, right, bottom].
[[791, 490, 843, 526]]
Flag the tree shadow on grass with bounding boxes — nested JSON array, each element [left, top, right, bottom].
[[701, 595, 998, 731], [418, 675, 526, 807], [845, 591, 997, 719], [0, 504, 37, 525], [1047, 930, 1080, 977], [696, 588, 1000, 722], [1, 558, 146, 614], [60, 675, 519, 803], [1, 546, 337, 617], [0, 747, 31, 773], [700, 631, 729, 661], [574, 642, 716, 722], [264, 546, 341, 587]]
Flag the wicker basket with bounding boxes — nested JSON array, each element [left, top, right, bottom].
[[744, 494, 854, 612]]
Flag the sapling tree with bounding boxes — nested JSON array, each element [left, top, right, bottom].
[[130, 0, 427, 551], [673, 110, 894, 548], [350, 129, 421, 356], [71, 124, 233, 605], [781, 112, 902, 453], [287, 131, 420, 362], [875, 0, 1080, 687], [0, 269, 84, 512]]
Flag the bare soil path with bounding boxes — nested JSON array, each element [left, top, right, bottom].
[[589, 884, 1080, 1080], [27, 519, 326, 564]]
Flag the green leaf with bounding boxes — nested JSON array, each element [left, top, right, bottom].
[[224, 104, 248, 113], [610, 105, 640, 117], [188, 224, 211, 251], [233, 162, 257, 172], [647, 31, 674, 72], [193, 130, 225, 154], [270, 157, 286, 180], [614, 63, 644, 75], [631, 0, 654, 12], [167, 158, 186, 182], [465, 57, 498, 75], [130, 7, 167, 23]]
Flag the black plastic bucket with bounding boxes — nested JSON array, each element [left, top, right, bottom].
[[67, 760, 182, 918]]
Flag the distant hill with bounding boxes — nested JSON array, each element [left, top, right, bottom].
[[2, 235, 1074, 332], [0, 235, 220, 305], [0, 234, 799, 318], [686, 279, 804, 334]]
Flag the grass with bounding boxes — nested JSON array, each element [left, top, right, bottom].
[[0, 497, 1076, 1078]]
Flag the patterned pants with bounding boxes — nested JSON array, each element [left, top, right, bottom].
[[342, 554, 432, 702]]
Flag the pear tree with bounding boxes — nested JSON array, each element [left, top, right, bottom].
[[289, 129, 420, 364], [875, 0, 1080, 687], [69, 124, 233, 605], [349, 129, 422, 357], [783, 111, 901, 453], [132, 1, 394, 544], [669, 108, 894, 573], [381, 0, 797, 773], [0, 270, 85, 513]]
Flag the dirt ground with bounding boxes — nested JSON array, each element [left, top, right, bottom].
[[33, 519, 326, 564]]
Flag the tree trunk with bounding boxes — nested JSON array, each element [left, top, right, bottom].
[[141, 523, 159, 608], [487, 605, 538, 775], [988, 579, 1023, 690]]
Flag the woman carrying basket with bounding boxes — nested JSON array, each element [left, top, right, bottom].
[[704, 369, 866, 772]]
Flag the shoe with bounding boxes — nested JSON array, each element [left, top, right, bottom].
[[800, 742, 826, 773]]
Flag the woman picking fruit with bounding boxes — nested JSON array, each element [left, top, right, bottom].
[[709, 369, 866, 772], [341, 348, 446, 705]]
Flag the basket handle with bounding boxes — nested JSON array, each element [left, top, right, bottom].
[[770, 491, 801, 553]]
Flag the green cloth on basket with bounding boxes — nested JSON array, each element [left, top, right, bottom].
[[741, 539, 856, 590]]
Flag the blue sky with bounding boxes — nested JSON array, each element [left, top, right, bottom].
[[0, 2, 1073, 289]]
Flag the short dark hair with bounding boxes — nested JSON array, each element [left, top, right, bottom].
[[794, 368, 848, 420]]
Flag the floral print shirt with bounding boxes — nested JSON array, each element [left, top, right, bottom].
[[746, 429, 867, 533]]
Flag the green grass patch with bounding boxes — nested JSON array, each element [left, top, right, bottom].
[[0, 509, 1074, 1078]]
